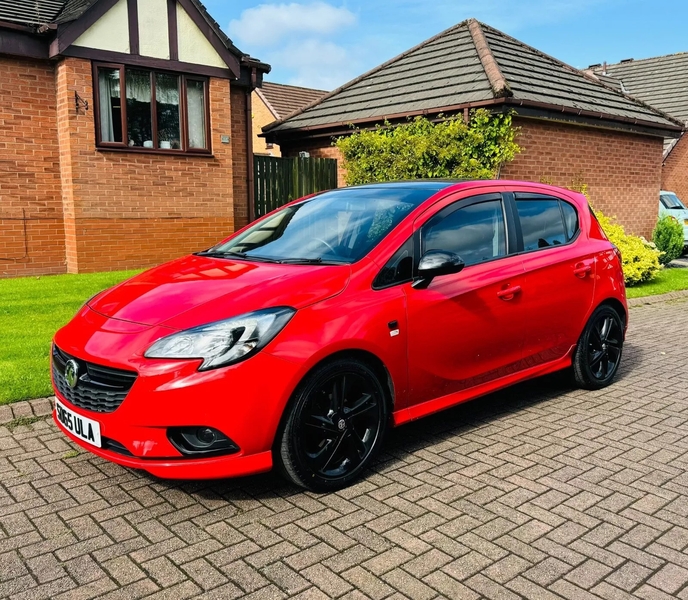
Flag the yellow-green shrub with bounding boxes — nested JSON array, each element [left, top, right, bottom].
[[594, 210, 661, 286]]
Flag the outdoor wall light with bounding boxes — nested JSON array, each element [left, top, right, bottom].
[[74, 91, 89, 113]]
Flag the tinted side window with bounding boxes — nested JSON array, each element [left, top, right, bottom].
[[560, 201, 579, 241], [516, 199, 566, 251], [423, 200, 506, 267], [373, 238, 413, 289]]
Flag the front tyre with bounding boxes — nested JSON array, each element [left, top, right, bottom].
[[573, 305, 624, 390], [276, 359, 388, 492]]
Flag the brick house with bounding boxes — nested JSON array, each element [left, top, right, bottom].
[[264, 19, 683, 238], [0, 0, 269, 277], [589, 55, 688, 203], [252, 82, 327, 157]]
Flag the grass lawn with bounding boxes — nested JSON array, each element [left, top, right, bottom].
[[0, 270, 141, 405], [626, 266, 688, 299], [2, 263, 688, 406]]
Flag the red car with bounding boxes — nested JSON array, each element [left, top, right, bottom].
[[52, 180, 627, 491]]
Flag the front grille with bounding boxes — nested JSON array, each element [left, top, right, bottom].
[[52, 345, 137, 413]]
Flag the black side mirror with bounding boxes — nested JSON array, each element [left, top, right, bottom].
[[412, 250, 465, 289]]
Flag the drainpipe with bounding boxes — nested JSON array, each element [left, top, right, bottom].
[[246, 67, 257, 223]]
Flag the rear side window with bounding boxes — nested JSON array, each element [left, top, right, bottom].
[[516, 198, 579, 252]]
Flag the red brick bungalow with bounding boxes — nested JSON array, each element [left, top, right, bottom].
[[264, 19, 683, 238], [0, 0, 269, 277], [590, 54, 688, 204]]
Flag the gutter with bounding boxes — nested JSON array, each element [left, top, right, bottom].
[[246, 66, 257, 222], [264, 96, 683, 143]]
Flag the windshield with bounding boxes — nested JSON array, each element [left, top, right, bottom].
[[206, 187, 438, 264], [661, 193, 687, 210]]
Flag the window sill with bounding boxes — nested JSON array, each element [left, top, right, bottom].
[[96, 147, 214, 158]]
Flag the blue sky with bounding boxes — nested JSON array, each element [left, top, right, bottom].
[[203, 0, 687, 90]]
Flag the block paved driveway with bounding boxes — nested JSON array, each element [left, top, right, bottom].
[[2, 298, 688, 600]]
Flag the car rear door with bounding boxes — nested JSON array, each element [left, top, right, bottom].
[[507, 191, 595, 365], [403, 192, 527, 408]]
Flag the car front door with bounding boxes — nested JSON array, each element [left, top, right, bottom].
[[403, 192, 526, 412], [509, 191, 596, 365]]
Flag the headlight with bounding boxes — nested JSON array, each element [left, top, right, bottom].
[[144, 307, 295, 370]]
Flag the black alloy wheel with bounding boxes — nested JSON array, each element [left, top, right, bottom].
[[277, 359, 388, 491], [573, 305, 624, 389]]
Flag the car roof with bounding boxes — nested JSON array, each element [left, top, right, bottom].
[[344, 180, 466, 191]]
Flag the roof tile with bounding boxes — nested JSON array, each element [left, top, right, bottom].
[[266, 19, 680, 135], [258, 82, 327, 120], [593, 54, 688, 123]]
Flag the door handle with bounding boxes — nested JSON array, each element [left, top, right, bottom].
[[573, 264, 592, 278], [497, 285, 521, 300]]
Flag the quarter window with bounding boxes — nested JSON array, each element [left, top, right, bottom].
[[95, 63, 209, 153], [373, 238, 414, 289], [422, 200, 507, 267], [560, 201, 579, 241]]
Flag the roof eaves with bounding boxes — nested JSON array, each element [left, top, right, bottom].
[[255, 87, 280, 119], [664, 134, 683, 161], [507, 97, 683, 134], [263, 19, 473, 133], [263, 97, 511, 139], [467, 19, 511, 98]]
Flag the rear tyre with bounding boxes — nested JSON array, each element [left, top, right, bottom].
[[276, 358, 388, 492], [572, 305, 624, 390]]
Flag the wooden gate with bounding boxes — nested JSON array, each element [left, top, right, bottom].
[[253, 155, 338, 218]]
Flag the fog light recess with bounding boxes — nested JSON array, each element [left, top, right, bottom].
[[167, 426, 239, 457]]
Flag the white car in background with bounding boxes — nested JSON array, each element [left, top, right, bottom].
[[660, 190, 688, 252]]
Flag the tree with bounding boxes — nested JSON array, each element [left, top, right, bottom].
[[334, 109, 520, 186]]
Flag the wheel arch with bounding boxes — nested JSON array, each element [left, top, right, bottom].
[[271, 348, 396, 450], [598, 297, 628, 327], [318, 349, 396, 410]]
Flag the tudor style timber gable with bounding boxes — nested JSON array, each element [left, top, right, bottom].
[[0, 0, 268, 84]]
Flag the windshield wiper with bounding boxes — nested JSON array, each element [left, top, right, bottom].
[[278, 257, 347, 265], [196, 250, 281, 263]]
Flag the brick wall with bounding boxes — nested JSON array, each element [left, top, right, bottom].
[[0, 56, 65, 277], [252, 92, 280, 157], [502, 118, 663, 238], [231, 86, 250, 229], [55, 57, 237, 273], [662, 134, 688, 202], [278, 117, 664, 237]]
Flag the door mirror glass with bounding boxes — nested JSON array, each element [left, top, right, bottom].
[[413, 250, 465, 288]]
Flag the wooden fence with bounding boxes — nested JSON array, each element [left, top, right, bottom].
[[253, 155, 338, 218]]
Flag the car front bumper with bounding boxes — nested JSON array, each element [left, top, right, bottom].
[[51, 306, 304, 480]]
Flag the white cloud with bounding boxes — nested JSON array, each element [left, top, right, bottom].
[[263, 39, 359, 89], [229, 2, 357, 47]]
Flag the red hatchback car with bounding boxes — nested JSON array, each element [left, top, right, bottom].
[[52, 180, 627, 491]]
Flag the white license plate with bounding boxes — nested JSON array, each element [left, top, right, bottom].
[[55, 399, 102, 448]]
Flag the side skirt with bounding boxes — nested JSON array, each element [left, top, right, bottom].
[[392, 349, 575, 426]]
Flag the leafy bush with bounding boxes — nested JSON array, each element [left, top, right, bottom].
[[334, 109, 520, 186], [594, 210, 661, 286], [653, 215, 684, 265]]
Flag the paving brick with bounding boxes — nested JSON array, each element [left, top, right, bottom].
[[524, 557, 573, 586], [1, 300, 688, 599], [605, 561, 653, 592], [646, 564, 688, 595]]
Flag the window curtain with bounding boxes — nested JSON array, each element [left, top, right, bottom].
[[187, 82, 206, 148], [98, 70, 117, 142]]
